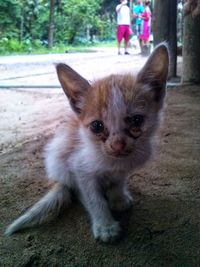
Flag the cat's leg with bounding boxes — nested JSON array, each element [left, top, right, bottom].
[[106, 181, 133, 212], [77, 177, 121, 242]]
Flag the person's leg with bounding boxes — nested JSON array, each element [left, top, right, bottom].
[[124, 25, 130, 54], [138, 24, 143, 53], [124, 40, 129, 54], [117, 41, 121, 54], [117, 25, 123, 55], [139, 39, 143, 50], [140, 38, 145, 55]]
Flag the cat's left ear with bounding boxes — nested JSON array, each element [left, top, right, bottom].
[[56, 63, 91, 114], [137, 43, 169, 108]]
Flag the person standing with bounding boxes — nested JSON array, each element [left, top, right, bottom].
[[116, 0, 131, 55], [139, 0, 151, 49], [132, 0, 144, 50]]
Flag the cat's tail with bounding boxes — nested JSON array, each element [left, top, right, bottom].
[[5, 183, 71, 236]]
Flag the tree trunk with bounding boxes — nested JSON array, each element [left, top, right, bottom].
[[48, 0, 55, 49], [153, 0, 177, 78], [19, 16, 24, 43], [182, 15, 200, 84]]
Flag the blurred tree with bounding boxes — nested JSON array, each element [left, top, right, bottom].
[[48, 0, 55, 48], [182, 0, 200, 84], [62, 0, 102, 44], [0, 0, 21, 39], [101, 0, 116, 13], [0, 0, 117, 50], [19, 0, 49, 42]]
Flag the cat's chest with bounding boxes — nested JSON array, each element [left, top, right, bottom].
[[70, 146, 133, 176]]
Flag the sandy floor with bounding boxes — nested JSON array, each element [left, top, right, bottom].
[[0, 49, 200, 267]]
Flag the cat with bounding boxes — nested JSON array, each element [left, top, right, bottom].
[[5, 43, 169, 242]]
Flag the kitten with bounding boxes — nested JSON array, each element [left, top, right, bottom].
[[5, 44, 169, 242]]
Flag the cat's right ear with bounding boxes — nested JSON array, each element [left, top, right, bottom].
[[56, 63, 91, 114]]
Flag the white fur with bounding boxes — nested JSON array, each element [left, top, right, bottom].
[[42, 123, 151, 242], [5, 183, 70, 236], [107, 86, 127, 132]]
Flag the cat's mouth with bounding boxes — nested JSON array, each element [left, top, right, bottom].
[[105, 150, 131, 159]]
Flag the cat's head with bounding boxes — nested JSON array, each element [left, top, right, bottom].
[[56, 43, 169, 159]]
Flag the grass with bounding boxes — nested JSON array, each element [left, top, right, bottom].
[[0, 40, 117, 56], [33, 40, 117, 54]]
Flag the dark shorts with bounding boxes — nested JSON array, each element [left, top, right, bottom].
[[117, 25, 130, 43]]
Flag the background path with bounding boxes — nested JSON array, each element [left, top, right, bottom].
[[0, 48, 146, 88]]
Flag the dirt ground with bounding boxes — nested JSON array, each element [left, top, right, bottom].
[[0, 49, 200, 267]]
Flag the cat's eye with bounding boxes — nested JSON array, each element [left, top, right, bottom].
[[90, 120, 104, 134], [126, 115, 144, 128]]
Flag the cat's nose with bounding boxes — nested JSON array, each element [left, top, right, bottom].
[[111, 139, 126, 154]]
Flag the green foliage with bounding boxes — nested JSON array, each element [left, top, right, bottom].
[[21, 0, 49, 40], [0, 0, 118, 54], [0, 0, 21, 38], [96, 13, 116, 41], [0, 38, 23, 53], [55, 0, 103, 44], [0, 37, 44, 54]]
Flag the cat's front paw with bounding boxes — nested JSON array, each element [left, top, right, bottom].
[[92, 221, 121, 242], [109, 191, 133, 212]]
